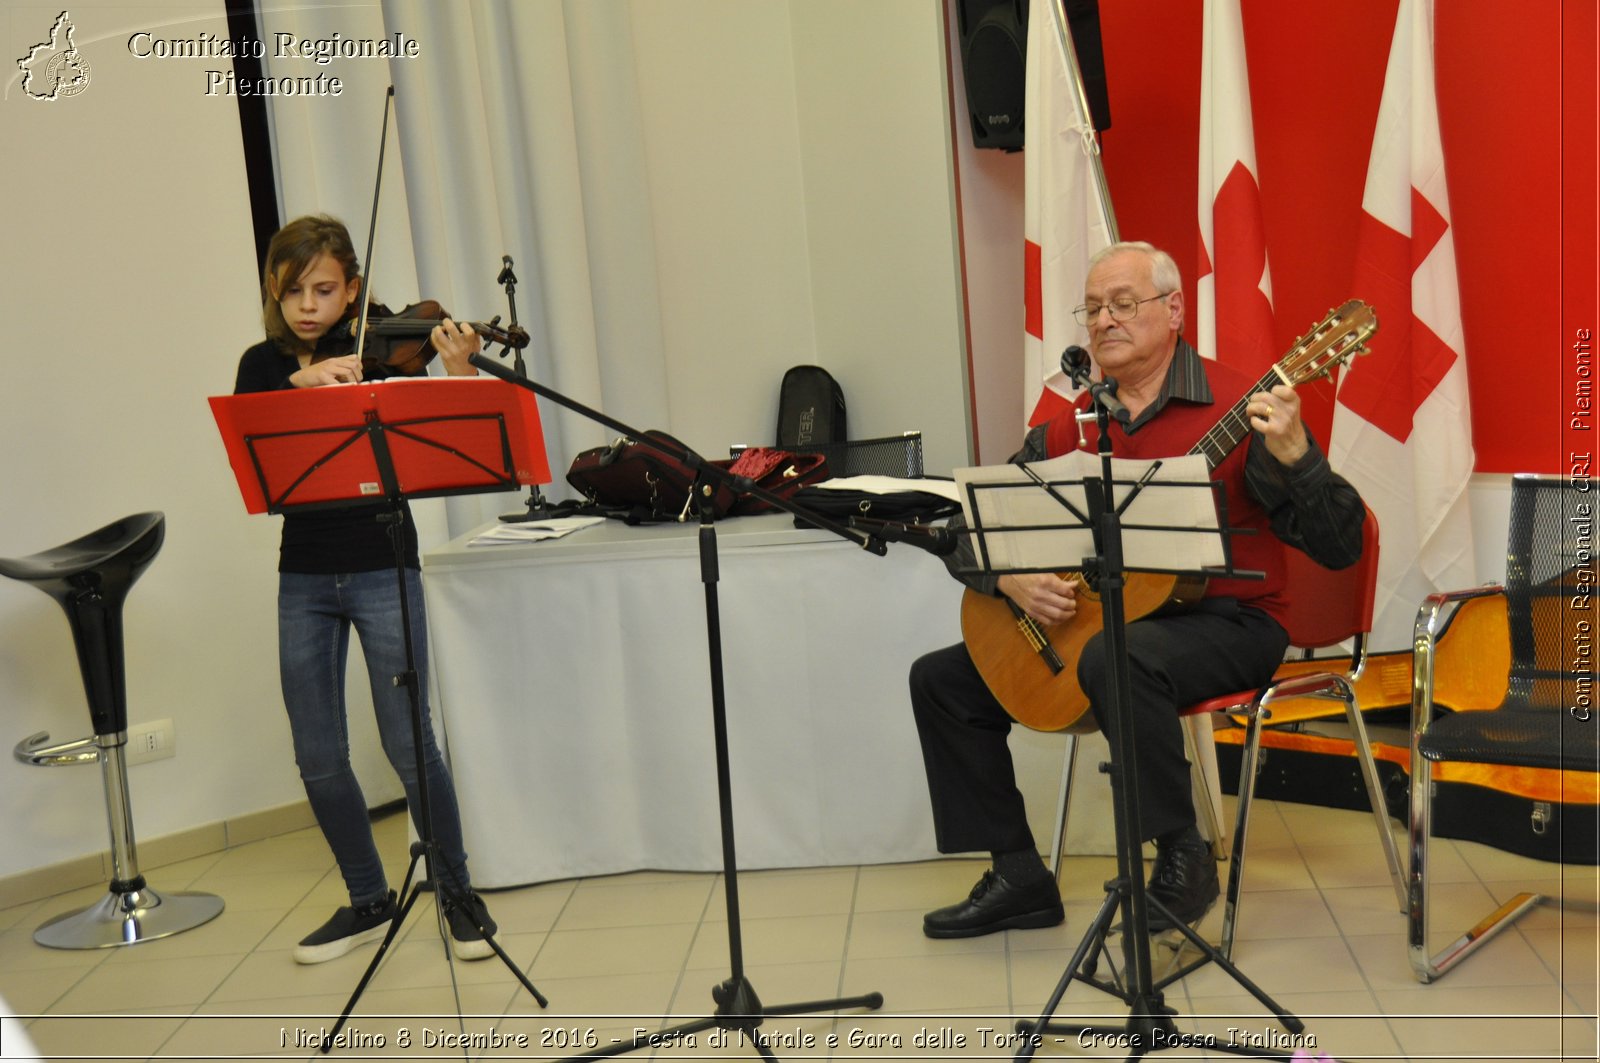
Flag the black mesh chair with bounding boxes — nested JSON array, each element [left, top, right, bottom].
[[4, 513, 224, 948], [1407, 473, 1600, 981]]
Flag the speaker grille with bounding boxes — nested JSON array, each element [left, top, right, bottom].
[[961, 1, 1026, 150]]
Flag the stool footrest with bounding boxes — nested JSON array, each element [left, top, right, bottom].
[[14, 731, 99, 766]]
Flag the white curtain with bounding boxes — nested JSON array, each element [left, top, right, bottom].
[[255, 0, 976, 537], [259, 0, 670, 538]]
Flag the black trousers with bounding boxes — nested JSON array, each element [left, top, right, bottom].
[[909, 599, 1289, 856]]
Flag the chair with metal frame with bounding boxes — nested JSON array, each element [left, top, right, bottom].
[[1407, 473, 1600, 982], [1186, 503, 1400, 958], [1052, 504, 1401, 960]]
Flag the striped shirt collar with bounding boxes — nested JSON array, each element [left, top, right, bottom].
[[1126, 336, 1213, 430]]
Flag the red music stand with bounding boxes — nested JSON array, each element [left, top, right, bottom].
[[209, 377, 549, 514], [209, 377, 551, 1048]]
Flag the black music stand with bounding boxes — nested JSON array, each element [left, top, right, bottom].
[[469, 352, 885, 1061], [209, 378, 552, 1048], [956, 434, 1307, 1061]]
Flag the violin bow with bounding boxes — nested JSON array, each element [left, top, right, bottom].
[[352, 85, 396, 366]]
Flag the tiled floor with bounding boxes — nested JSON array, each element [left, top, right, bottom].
[[1, 800, 1596, 1062]]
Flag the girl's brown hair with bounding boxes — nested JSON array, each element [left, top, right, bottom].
[[261, 214, 361, 351]]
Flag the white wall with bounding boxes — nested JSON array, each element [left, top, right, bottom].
[[0, 0, 976, 882], [786, 0, 970, 474], [1, 1, 305, 879], [628, 0, 970, 476]]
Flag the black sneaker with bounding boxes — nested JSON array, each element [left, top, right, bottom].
[[442, 891, 497, 960], [293, 891, 397, 964]]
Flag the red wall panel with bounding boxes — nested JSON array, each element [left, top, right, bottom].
[[1088, 0, 1587, 472]]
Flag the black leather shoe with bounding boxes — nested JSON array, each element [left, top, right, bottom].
[[923, 870, 1064, 939], [1145, 843, 1219, 932]]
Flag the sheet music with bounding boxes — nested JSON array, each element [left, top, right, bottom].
[[469, 516, 604, 546], [805, 475, 960, 500], [952, 452, 1224, 574]]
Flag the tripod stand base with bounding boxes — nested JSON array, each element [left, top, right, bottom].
[[1027, 1020, 1313, 1061], [323, 843, 545, 1053], [34, 885, 224, 949], [499, 486, 555, 522], [560, 978, 883, 1062], [1012, 875, 1305, 1063], [499, 506, 552, 523]]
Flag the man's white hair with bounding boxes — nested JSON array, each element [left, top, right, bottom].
[[1088, 241, 1182, 294]]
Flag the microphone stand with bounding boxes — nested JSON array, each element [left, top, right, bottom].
[[1011, 359, 1305, 1061], [470, 352, 885, 1060], [495, 256, 555, 523]]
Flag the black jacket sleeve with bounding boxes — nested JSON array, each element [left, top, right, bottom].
[[1243, 429, 1366, 570]]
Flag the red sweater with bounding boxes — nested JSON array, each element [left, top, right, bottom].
[[1040, 359, 1289, 625]]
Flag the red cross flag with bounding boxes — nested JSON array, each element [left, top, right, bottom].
[[1330, 0, 1477, 648], [1188, 0, 1277, 843], [1024, 0, 1113, 428], [1196, 0, 1275, 373]]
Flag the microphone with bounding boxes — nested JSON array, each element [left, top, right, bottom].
[[1060, 344, 1091, 378], [851, 518, 958, 556], [1061, 345, 1130, 424], [471, 352, 515, 380]]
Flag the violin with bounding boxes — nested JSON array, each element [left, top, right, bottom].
[[315, 299, 531, 377], [321, 88, 532, 378]]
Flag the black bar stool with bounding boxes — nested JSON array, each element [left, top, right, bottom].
[[4, 512, 223, 948]]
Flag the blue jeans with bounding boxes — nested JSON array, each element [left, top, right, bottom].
[[278, 568, 471, 907]]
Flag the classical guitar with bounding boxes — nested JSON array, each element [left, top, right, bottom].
[[961, 300, 1380, 732]]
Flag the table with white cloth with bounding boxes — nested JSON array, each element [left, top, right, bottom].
[[421, 512, 1003, 888]]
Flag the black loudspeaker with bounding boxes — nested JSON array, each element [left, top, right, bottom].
[[957, 0, 1028, 150], [955, 0, 1111, 152], [1064, 0, 1111, 134]]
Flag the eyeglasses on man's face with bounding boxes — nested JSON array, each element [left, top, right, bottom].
[[1072, 292, 1173, 327]]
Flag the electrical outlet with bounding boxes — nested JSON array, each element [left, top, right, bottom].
[[125, 718, 175, 764]]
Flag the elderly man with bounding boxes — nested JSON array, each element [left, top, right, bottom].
[[911, 241, 1366, 938]]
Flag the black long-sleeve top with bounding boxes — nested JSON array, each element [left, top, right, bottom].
[[233, 338, 420, 574]]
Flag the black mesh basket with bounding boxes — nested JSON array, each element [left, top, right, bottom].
[[802, 433, 924, 479]]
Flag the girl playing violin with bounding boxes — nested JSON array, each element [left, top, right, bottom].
[[233, 214, 496, 964]]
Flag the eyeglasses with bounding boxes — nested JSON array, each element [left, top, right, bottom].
[[1072, 292, 1173, 326]]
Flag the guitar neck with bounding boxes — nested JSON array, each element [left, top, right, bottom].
[[1188, 365, 1286, 471]]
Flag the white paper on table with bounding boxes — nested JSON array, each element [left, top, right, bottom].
[[468, 516, 605, 546]]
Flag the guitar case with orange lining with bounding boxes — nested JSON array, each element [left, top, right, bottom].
[[1212, 592, 1599, 864]]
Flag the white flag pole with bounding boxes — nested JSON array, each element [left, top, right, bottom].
[[1046, 0, 1119, 242]]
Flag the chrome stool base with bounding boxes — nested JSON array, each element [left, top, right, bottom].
[[35, 884, 224, 950]]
